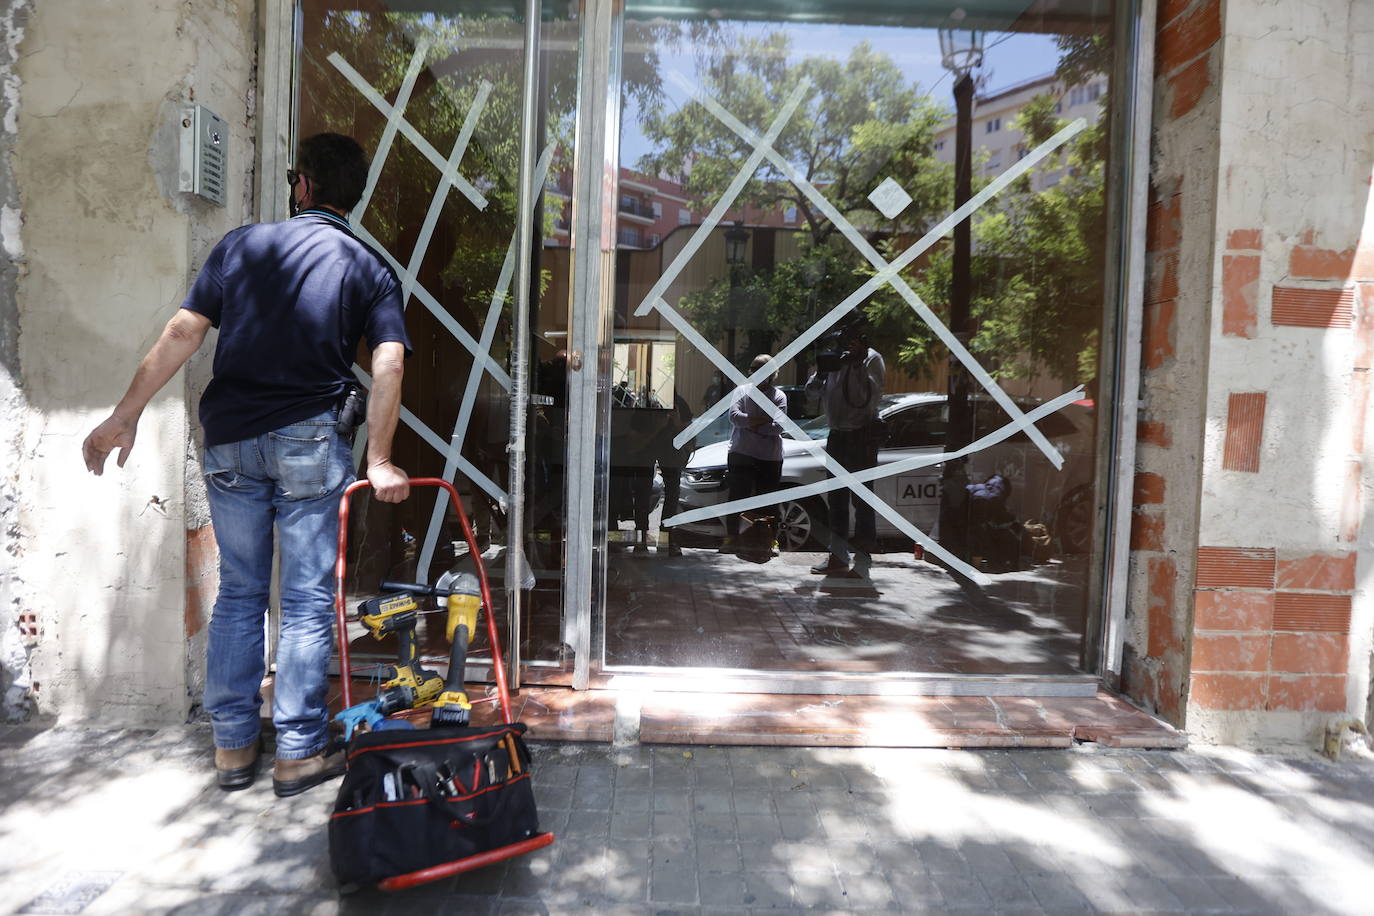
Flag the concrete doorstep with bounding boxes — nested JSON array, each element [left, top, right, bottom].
[[1, 722, 1372, 915]]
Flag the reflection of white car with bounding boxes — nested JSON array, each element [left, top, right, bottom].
[[677, 393, 1094, 553]]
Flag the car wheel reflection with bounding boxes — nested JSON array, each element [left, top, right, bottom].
[[776, 498, 823, 552]]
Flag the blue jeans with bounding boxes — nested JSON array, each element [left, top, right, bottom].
[[201, 410, 354, 759]]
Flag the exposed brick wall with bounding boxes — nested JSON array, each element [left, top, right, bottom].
[[1122, 0, 1226, 725], [185, 525, 217, 641], [1189, 548, 1353, 714]]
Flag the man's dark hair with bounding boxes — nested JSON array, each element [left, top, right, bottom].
[[295, 133, 369, 211]]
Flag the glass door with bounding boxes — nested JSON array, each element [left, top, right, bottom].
[[595, 0, 1126, 686], [294, 1, 580, 680]]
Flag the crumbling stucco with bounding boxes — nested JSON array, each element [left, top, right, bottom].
[[13, 0, 255, 724], [0, 0, 32, 721]]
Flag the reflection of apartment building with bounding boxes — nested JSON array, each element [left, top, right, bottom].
[[547, 168, 806, 251], [933, 73, 1106, 191]]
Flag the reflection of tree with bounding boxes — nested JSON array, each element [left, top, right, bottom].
[[640, 32, 950, 242], [301, 10, 577, 309], [638, 30, 952, 365], [868, 41, 1111, 390]]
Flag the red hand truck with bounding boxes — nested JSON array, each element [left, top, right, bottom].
[[333, 477, 554, 890]]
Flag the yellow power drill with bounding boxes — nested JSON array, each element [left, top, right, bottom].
[[361, 576, 482, 725], [357, 584, 446, 716]]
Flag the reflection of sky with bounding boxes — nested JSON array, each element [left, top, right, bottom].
[[622, 23, 1061, 168]]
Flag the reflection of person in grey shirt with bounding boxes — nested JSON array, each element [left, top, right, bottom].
[[724, 354, 789, 552], [806, 319, 886, 574]]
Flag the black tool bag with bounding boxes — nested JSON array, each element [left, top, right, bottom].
[[329, 723, 541, 888]]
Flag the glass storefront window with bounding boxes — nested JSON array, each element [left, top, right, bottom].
[[291, 0, 1135, 689], [604, 1, 1120, 677]]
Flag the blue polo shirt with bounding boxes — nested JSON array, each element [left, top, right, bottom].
[[181, 210, 412, 446]]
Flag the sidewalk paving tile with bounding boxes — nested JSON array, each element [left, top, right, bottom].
[[3, 725, 1374, 915]]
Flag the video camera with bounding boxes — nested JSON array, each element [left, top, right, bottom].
[[814, 318, 869, 373]]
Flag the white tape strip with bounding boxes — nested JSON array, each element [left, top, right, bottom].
[[632, 78, 812, 317], [402, 79, 493, 304], [665, 386, 1085, 527], [416, 143, 558, 582], [672, 121, 1090, 450], [352, 366, 506, 504], [653, 298, 988, 584], [352, 221, 512, 390], [328, 51, 489, 211], [678, 71, 1075, 469], [353, 40, 431, 224]]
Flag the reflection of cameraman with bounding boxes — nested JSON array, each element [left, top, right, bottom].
[[805, 317, 885, 575]]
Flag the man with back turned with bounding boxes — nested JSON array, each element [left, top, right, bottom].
[[82, 133, 412, 797]]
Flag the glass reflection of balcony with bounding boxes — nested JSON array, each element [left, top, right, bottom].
[[618, 197, 657, 222]]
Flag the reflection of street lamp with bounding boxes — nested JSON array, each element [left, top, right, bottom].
[[938, 18, 984, 566], [724, 220, 749, 367]]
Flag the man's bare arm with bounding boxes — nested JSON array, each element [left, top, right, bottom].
[[364, 341, 409, 503], [82, 309, 213, 475]]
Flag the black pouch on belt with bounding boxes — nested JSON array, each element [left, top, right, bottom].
[[336, 385, 367, 436]]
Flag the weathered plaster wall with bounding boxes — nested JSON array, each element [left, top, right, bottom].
[[1121, 0, 1223, 726], [1183, 0, 1374, 747], [0, 0, 33, 720], [14, 0, 254, 724]]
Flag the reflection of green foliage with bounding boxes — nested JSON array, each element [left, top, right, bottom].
[[302, 10, 668, 320], [866, 57, 1110, 389], [681, 235, 877, 367], [642, 27, 1112, 391], [639, 32, 952, 244], [644, 31, 952, 366]]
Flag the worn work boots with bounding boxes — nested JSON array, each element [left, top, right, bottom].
[[272, 747, 347, 798], [215, 743, 260, 792]]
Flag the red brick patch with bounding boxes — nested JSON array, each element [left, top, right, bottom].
[[1138, 420, 1173, 447], [1273, 593, 1352, 633], [186, 525, 219, 640], [1191, 633, 1270, 672], [1148, 252, 1180, 303], [1131, 511, 1165, 552], [1158, 0, 1193, 28], [1266, 675, 1346, 712], [1355, 284, 1374, 369], [1227, 229, 1262, 251], [1157, 0, 1221, 74], [1146, 193, 1182, 253], [1190, 673, 1266, 711], [1147, 557, 1179, 657], [1271, 634, 1349, 675], [1271, 286, 1354, 328], [1193, 590, 1274, 631], [1221, 254, 1260, 338], [1340, 460, 1362, 543], [1195, 546, 1276, 588], [1289, 245, 1356, 281], [1168, 55, 1210, 119], [1221, 392, 1266, 473], [1133, 472, 1165, 505], [1276, 551, 1356, 591], [1143, 299, 1177, 369]]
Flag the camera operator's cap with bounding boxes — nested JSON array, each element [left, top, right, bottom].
[[837, 314, 870, 341]]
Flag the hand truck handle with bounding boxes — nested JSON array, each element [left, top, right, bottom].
[[333, 477, 513, 723]]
